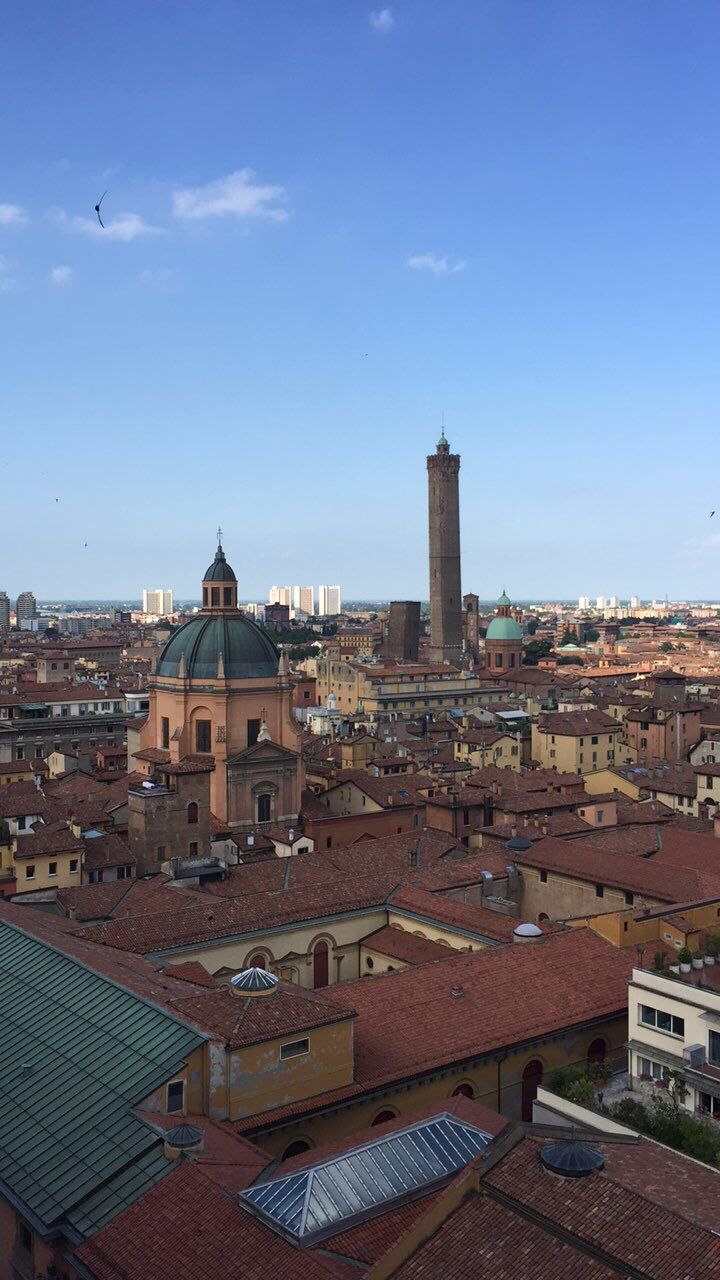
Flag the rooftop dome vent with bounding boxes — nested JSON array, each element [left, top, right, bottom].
[[513, 921, 543, 945], [506, 835, 533, 853], [165, 1123, 203, 1151], [540, 1140, 604, 1178], [230, 967, 279, 998]]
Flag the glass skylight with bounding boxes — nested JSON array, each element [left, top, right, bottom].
[[241, 1113, 492, 1242]]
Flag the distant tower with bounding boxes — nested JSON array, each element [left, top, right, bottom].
[[15, 591, 37, 628], [427, 431, 462, 666], [387, 601, 421, 661], [0, 592, 9, 630]]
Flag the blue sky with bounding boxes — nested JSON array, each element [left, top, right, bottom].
[[2, 1, 720, 601]]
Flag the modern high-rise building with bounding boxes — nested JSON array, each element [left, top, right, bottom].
[[142, 588, 174, 616], [0, 592, 10, 629], [630, 595, 640, 610], [427, 432, 462, 666], [608, 595, 619, 609], [578, 596, 590, 610], [269, 586, 292, 608], [318, 585, 341, 616], [292, 585, 314, 615], [15, 591, 37, 626], [595, 596, 606, 611]]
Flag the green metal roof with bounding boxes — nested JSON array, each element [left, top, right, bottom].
[[0, 921, 205, 1239], [157, 613, 279, 680], [485, 615, 523, 641]]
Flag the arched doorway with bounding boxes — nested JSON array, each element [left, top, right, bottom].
[[521, 1059, 543, 1121], [282, 1139, 310, 1160], [187, 801, 199, 824], [313, 940, 329, 989], [587, 1037, 607, 1067], [452, 1083, 474, 1099], [371, 1109, 397, 1127]]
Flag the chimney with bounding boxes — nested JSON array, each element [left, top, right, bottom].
[[542, 821, 548, 836]]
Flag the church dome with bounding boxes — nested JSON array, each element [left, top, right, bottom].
[[485, 615, 523, 641], [157, 614, 279, 680], [204, 541, 237, 583]]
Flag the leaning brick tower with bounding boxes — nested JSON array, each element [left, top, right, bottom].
[[427, 432, 462, 666]]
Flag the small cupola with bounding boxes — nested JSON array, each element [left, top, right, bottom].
[[229, 967, 279, 998], [202, 530, 238, 612]]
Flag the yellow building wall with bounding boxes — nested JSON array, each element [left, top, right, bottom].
[[12, 850, 80, 892], [569, 901, 720, 951], [518, 863, 663, 923], [141, 1044, 207, 1116], [582, 768, 642, 799], [532, 728, 618, 774], [160, 909, 390, 988], [454, 736, 521, 771], [385, 912, 489, 952], [252, 1015, 627, 1158], [227, 1019, 354, 1121]]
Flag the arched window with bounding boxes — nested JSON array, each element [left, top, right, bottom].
[[313, 939, 329, 989], [521, 1059, 544, 1122], [452, 1082, 475, 1099], [282, 1139, 310, 1160], [203, 587, 209, 607], [257, 793, 271, 823], [371, 1109, 397, 1127], [187, 802, 199, 825], [537, 912, 549, 923], [587, 1037, 607, 1067], [247, 953, 265, 969]]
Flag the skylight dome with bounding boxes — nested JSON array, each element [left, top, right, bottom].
[[240, 1113, 493, 1243], [229, 967, 279, 998]]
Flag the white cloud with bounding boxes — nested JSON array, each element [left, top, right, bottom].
[[172, 169, 288, 222], [50, 265, 73, 285], [407, 252, 466, 276], [70, 211, 162, 241], [0, 203, 27, 226], [370, 8, 394, 31]]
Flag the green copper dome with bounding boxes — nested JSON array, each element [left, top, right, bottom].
[[157, 614, 279, 680], [497, 589, 512, 608], [204, 541, 237, 584], [485, 615, 523, 641]]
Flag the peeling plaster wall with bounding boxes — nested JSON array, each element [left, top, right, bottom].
[[228, 1020, 355, 1121]]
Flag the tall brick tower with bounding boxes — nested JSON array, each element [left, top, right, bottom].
[[427, 432, 462, 666]]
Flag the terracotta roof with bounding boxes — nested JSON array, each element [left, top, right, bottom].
[[518, 834, 720, 901], [167, 978, 356, 1050], [322, 930, 634, 1089], [536, 710, 620, 736], [361, 925, 454, 965], [81, 832, 135, 871], [74, 1162, 338, 1280], [12, 824, 84, 859], [389, 885, 520, 943]]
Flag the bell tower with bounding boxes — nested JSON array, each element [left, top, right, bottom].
[[202, 531, 238, 612], [427, 432, 462, 666]]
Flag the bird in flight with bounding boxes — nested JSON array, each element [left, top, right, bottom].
[[712, 511, 716, 518], [94, 191, 108, 228]]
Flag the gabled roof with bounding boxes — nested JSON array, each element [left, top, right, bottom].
[[0, 919, 205, 1237]]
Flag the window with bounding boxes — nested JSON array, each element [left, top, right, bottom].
[[579, 737, 584, 746], [16, 746, 24, 760], [257, 793, 271, 823], [462, 808, 469, 825], [700, 1092, 720, 1118], [280, 1037, 309, 1060], [625, 891, 634, 906], [157, 845, 166, 859], [167, 1080, 185, 1113], [638, 1055, 665, 1081], [70, 859, 78, 874], [282, 1139, 311, 1159], [223, 586, 232, 606], [195, 719, 211, 753], [88, 870, 101, 884], [187, 801, 199, 824], [48, 861, 57, 877], [161, 716, 170, 750], [640, 1004, 684, 1037], [25, 864, 35, 880], [247, 718, 261, 747], [34, 745, 43, 759], [211, 586, 220, 606], [539, 869, 548, 883], [597, 809, 604, 823], [709, 1030, 720, 1066], [18, 816, 26, 831], [203, 586, 209, 606], [595, 884, 604, 898], [117, 865, 132, 880]]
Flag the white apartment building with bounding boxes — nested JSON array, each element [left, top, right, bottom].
[[292, 585, 314, 615], [578, 596, 590, 610], [269, 586, 292, 607], [318, 584, 341, 616], [142, 588, 173, 616], [628, 965, 720, 1119]]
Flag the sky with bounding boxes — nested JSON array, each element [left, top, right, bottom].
[[2, 0, 720, 601]]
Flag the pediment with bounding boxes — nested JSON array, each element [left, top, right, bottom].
[[227, 740, 299, 766]]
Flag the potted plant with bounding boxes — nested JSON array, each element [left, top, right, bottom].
[[706, 936, 719, 965], [669, 962, 680, 975], [678, 946, 693, 973], [692, 951, 705, 970]]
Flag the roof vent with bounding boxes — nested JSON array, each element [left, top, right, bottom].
[[164, 1123, 204, 1160], [540, 1140, 604, 1178], [230, 967, 279, 998], [506, 836, 533, 853], [513, 921, 543, 944]]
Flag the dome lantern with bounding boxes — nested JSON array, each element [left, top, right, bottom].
[[202, 529, 238, 611]]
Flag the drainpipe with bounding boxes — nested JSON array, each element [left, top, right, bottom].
[[496, 1051, 508, 1113]]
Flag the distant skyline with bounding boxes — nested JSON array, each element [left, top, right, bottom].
[[3, 2, 720, 598]]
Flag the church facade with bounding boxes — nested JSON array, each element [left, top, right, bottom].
[[138, 539, 303, 828]]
